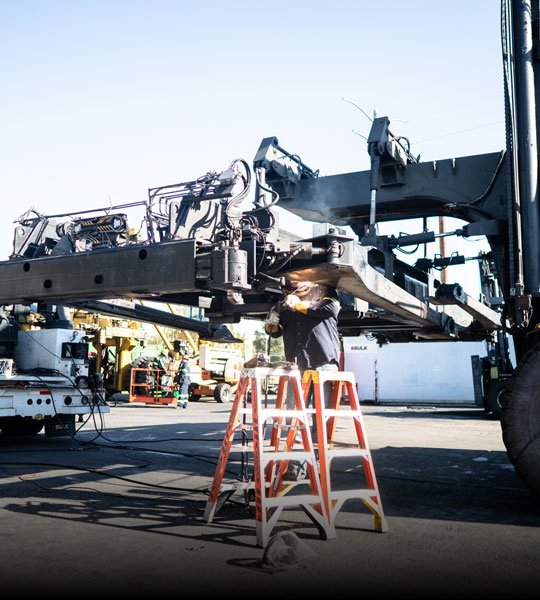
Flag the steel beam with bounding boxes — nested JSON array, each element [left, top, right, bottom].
[[427, 283, 501, 330], [272, 152, 508, 226], [0, 240, 198, 305], [282, 242, 478, 339], [64, 300, 242, 342]]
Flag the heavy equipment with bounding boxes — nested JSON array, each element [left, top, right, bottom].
[[127, 302, 244, 403], [0, 304, 109, 436], [188, 342, 244, 403], [72, 307, 147, 393], [129, 341, 243, 404], [1, 1, 540, 494]]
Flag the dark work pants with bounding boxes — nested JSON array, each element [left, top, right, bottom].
[[284, 362, 338, 445]]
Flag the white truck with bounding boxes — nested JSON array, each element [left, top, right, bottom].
[[0, 319, 109, 437]]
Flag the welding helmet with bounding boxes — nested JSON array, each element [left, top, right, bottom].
[[281, 278, 314, 298]]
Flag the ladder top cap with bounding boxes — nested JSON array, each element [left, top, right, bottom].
[[304, 370, 356, 384], [241, 367, 300, 377]]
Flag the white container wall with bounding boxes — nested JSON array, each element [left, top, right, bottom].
[[343, 336, 488, 405]]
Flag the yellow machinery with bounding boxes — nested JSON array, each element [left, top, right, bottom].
[[138, 302, 244, 403], [72, 301, 244, 401], [189, 341, 244, 402], [140, 301, 198, 356], [17, 306, 145, 393], [72, 310, 146, 393]]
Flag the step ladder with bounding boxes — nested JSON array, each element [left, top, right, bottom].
[[302, 369, 388, 533], [204, 366, 334, 547]]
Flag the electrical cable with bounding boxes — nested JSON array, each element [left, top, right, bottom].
[[7, 334, 246, 471], [468, 149, 506, 206], [13, 331, 108, 442], [394, 232, 420, 255], [266, 246, 304, 274], [255, 168, 279, 208], [0, 461, 208, 495], [0, 317, 255, 501]]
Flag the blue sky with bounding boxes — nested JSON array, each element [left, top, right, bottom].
[[0, 1, 504, 294]]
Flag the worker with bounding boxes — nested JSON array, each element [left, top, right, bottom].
[[265, 279, 341, 478], [149, 348, 171, 396], [175, 354, 191, 409], [265, 279, 341, 373], [153, 348, 170, 372]]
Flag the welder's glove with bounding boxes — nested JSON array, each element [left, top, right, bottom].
[[283, 294, 300, 309], [264, 308, 281, 334], [283, 294, 310, 314]]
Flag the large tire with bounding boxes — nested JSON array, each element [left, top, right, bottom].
[[0, 417, 44, 436], [501, 344, 540, 495], [214, 383, 232, 403], [188, 382, 200, 402]]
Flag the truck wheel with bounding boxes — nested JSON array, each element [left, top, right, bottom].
[[501, 344, 540, 495], [188, 382, 200, 402], [0, 418, 44, 436], [485, 378, 508, 419], [214, 383, 232, 403]]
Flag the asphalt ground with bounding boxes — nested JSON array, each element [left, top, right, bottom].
[[1, 396, 539, 597]]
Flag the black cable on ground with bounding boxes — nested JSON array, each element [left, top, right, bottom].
[[0, 460, 208, 495]]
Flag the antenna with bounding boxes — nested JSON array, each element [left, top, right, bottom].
[[342, 97, 374, 123]]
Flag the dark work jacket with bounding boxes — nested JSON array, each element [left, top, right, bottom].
[[176, 360, 191, 392], [274, 295, 341, 371]]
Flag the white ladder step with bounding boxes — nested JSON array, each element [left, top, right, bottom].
[[326, 447, 369, 459]]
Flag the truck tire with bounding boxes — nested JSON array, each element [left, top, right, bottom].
[[501, 344, 540, 496], [214, 383, 232, 403], [0, 417, 44, 436], [188, 382, 200, 402]]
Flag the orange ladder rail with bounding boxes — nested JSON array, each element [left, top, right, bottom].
[[303, 369, 388, 534], [204, 366, 334, 547]]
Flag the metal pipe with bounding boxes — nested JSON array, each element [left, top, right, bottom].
[[369, 189, 377, 227], [514, 0, 540, 293], [369, 155, 380, 230], [60, 299, 243, 343], [439, 217, 448, 284]]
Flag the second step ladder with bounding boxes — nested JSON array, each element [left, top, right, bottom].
[[302, 369, 389, 534]]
